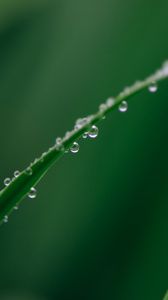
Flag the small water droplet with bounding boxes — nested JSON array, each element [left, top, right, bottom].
[[28, 187, 37, 199], [99, 103, 107, 113], [4, 178, 11, 186], [14, 170, 20, 178], [56, 137, 62, 145], [106, 97, 115, 108], [118, 101, 128, 112], [88, 125, 99, 138], [123, 86, 130, 95], [55, 137, 64, 151], [26, 167, 33, 176], [148, 82, 158, 93], [76, 118, 83, 125], [70, 142, 80, 153], [65, 131, 71, 139], [14, 205, 19, 210], [3, 215, 8, 223], [82, 132, 88, 139], [75, 118, 87, 130]]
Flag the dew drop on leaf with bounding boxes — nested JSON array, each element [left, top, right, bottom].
[[82, 132, 88, 139], [4, 178, 11, 186], [28, 187, 37, 199], [106, 97, 115, 108], [118, 101, 128, 112], [88, 125, 99, 138], [56, 137, 62, 145], [99, 103, 107, 113], [70, 142, 80, 153], [14, 170, 20, 178], [148, 82, 158, 93], [26, 167, 33, 176]]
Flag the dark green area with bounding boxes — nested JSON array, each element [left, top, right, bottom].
[[0, 1, 168, 300]]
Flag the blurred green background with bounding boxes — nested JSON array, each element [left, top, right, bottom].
[[0, 0, 168, 299]]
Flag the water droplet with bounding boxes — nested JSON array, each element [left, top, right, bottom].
[[4, 178, 11, 186], [148, 82, 158, 93], [28, 187, 37, 199], [106, 97, 115, 108], [56, 137, 62, 145], [14, 170, 20, 178], [3, 215, 8, 223], [26, 167, 33, 176], [123, 86, 130, 95], [14, 205, 19, 210], [118, 101, 128, 112], [70, 142, 80, 153], [65, 131, 71, 139], [55, 137, 64, 151], [75, 118, 87, 130], [99, 103, 107, 113], [88, 125, 99, 138], [82, 132, 88, 139]]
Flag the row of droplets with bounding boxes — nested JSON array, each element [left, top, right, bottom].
[[65, 125, 99, 154], [4, 171, 36, 198], [64, 82, 158, 154], [2, 81, 158, 223], [3, 170, 37, 223], [118, 81, 158, 111]]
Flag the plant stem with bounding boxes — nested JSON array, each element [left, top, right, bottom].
[[0, 61, 168, 223]]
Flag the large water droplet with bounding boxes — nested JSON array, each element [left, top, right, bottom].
[[4, 178, 11, 186], [148, 82, 158, 93], [28, 187, 37, 199], [70, 142, 80, 153], [14, 170, 20, 178], [118, 101, 128, 112], [88, 125, 99, 138]]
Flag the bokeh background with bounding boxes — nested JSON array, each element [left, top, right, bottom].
[[0, 0, 168, 299]]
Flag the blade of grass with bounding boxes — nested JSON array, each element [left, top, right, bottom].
[[0, 61, 168, 224]]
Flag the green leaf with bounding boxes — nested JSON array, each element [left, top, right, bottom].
[[0, 61, 168, 224]]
